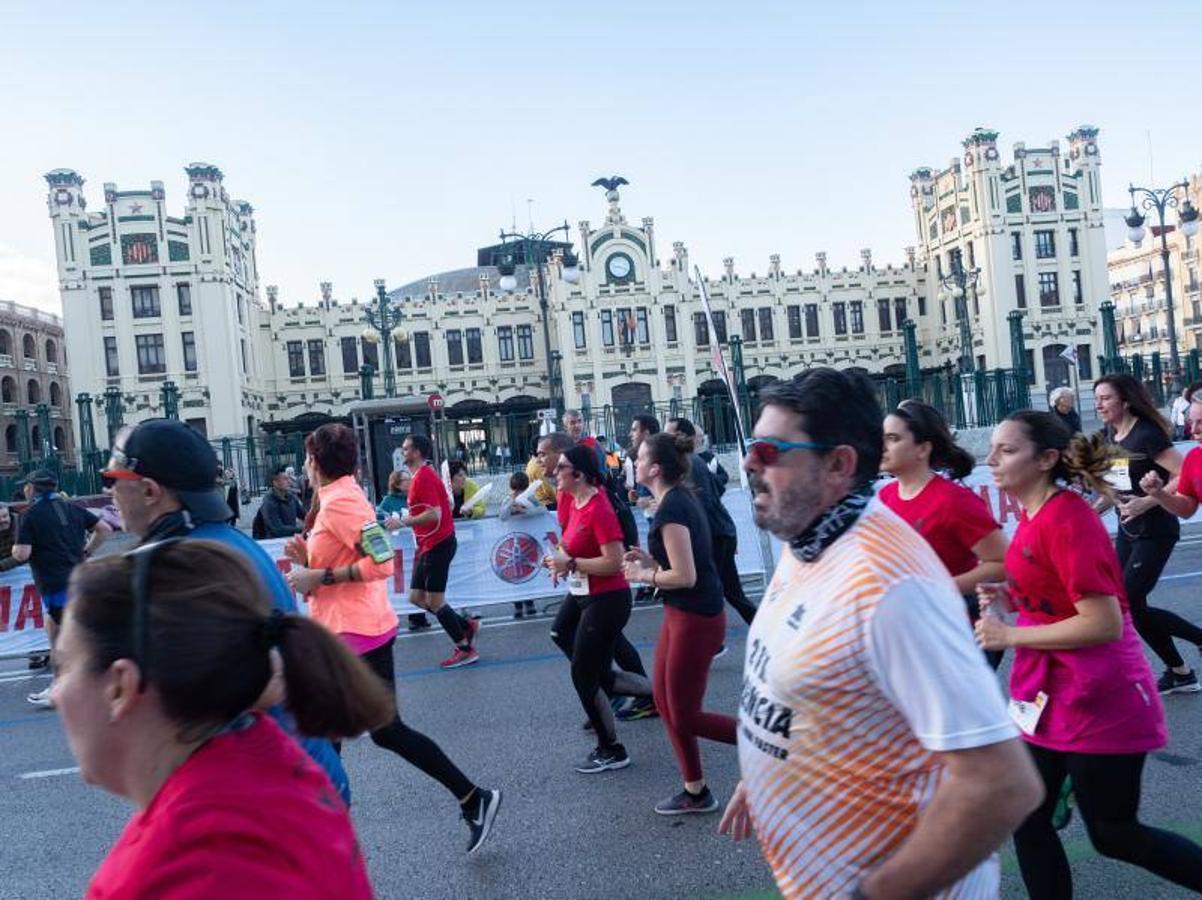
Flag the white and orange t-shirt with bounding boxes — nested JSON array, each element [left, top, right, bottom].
[[739, 498, 1016, 900]]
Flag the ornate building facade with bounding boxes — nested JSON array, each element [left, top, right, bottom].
[[0, 300, 73, 470], [50, 126, 1108, 455]]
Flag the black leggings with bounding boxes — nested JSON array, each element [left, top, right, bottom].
[[550, 589, 632, 749], [714, 533, 757, 626], [352, 638, 475, 801], [1014, 744, 1202, 898], [1115, 531, 1202, 669]]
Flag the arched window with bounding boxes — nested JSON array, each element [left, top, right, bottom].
[[0, 330, 12, 356], [22, 334, 35, 360], [27, 379, 40, 405], [4, 425, 15, 453], [53, 426, 65, 451], [49, 382, 62, 407], [2, 376, 15, 404], [45, 339, 57, 364]]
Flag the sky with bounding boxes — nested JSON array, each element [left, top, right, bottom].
[[3, 0, 1202, 314]]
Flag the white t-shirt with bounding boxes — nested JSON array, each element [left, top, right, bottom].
[[738, 497, 1016, 900]]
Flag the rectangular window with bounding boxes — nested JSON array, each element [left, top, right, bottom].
[[1072, 270, 1083, 305], [1011, 232, 1023, 260], [396, 338, 411, 369], [362, 339, 379, 371], [597, 311, 613, 347], [616, 307, 632, 345], [804, 303, 819, 337], [833, 302, 847, 335], [176, 283, 192, 316], [1035, 230, 1056, 259], [341, 336, 358, 373], [636, 308, 650, 343], [940, 299, 947, 326], [181, 332, 197, 372], [918, 296, 927, 316], [446, 330, 463, 366], [466, 328, 482, 364], [236, 296, 244, 325], [1069, 228, 1079, 257], [966, 241, 976, 269], [307, 339, 325, 376], [287, 340, 305, 377], [104, 336, 119, 377], [572, 312, 587, 349], [1015, 274, 1027, 309], [713, 311, 728, 344], [850, 301, 864, 334], [758, 307, 774, 342], [693, 312, 709, 347], [1024, 349, 1036, 385], [516, 325, 533, 360], [1039, 271, 1060, 307], [878, 298, 892, 332], [497, 326, 514, 362], [135, 333, 166, 375], [787, 305, 802, 339], [741, 308, 757, 342], [99, 287, 114, 321], [414, 331, 432, 368], [130, 285, 161, 318], [663, 305, 677, 343], [1077, 344, 1093, 380], [240, 339, 247, 375], [894, 297, 907, 330]]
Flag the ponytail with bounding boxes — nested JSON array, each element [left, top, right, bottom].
[[643, 431, 693, 485], [1005, 410, 1116, 500], [892, 401, 975, 480]]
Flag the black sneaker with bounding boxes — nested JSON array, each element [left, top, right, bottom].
[[574, 745, 630, 774], [654, 786, 719, 816], [1157, 669, 1201, 694], [463, 788, 502, 855], [27, 653, 49, 671]]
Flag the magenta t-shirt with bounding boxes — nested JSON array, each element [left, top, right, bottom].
[[1006, 490, 1165, 754]]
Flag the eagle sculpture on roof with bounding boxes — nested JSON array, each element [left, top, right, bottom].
[[591, 176, 629, 193]]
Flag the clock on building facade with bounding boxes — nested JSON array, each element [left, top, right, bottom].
[[605, 252, 634, 284]]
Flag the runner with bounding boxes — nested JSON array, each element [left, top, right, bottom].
[[719, 369, 1041, 899], [545, 444, 651, 773], [60, 540, 384, 898], [396, 433, 479, 668], [880, 400, 1008, 667], [622, 431, 736, 815], [976, 410, 1202, 896], [284, 423, 501, 853], [1094, 373, 1201, 693]]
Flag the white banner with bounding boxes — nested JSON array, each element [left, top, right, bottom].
[[0, 490, 768, 657]]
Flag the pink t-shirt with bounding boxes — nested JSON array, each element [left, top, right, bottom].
[[1005, 490, 1165, 754]]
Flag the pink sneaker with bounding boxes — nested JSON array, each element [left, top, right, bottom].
[[440, 646, 479, 669]]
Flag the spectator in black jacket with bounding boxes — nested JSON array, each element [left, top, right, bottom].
[[260, 465, 307, 537]]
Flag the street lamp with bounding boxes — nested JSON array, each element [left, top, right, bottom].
[[1126, 179, 1199, 390], [936, 255, 980, 374], [362, 278, 406, 397], [494, 223, 580, 415]]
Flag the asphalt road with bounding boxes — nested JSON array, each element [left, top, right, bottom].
[[1, 531, 1201, 899]]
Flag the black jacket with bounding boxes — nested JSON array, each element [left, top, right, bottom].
[[260, 489, 306, 538]]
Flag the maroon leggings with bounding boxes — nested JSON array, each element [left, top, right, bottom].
[[653, 604, 737, 784]]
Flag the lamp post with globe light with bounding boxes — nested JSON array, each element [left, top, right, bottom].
[[1124, 180, 1200, 391], [361, 278, 407, 398], [937, 256, 980, 374], [494, 223, 581, 416]]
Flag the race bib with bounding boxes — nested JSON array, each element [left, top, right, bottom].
[[1008, 692, 1048, 736], [1106, 459, 1132, 492], [567, 570, 590, 596]]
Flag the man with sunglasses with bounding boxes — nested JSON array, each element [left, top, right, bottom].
[[14, 469, 112, 708], [100, 419, 351, 804], [719, 369, 1041, 900]]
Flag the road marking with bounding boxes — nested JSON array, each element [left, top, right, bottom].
[[1159, 569, 1202, 582], [18, 766, 78, 780], [0, 672, 48, 685]]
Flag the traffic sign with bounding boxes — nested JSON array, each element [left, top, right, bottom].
[[427, 392, 444, 411]]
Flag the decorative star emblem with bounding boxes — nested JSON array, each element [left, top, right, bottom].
[[130, 202, 144, 214]]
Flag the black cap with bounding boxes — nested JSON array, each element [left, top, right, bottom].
[[17, 469, 57, 490], [103, 419, 231, 523]]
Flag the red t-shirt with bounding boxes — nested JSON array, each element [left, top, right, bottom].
[[879, 475, 999, 579], [407, 463, 454, 555], [86, 713, 374, 900], [560, 491, 628, 595], [1176, 445, 1202, 501], [1006, 490, 1164, 754]]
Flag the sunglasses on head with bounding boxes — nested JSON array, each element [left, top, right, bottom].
[[745, 436, 836, 467], [124, 537, 186, 692]]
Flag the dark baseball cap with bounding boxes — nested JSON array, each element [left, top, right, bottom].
[[16, 469, 57, 490], [101, 419, 231, 523]]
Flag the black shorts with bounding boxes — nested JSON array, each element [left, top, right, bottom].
[[411, 534, 457, 594]]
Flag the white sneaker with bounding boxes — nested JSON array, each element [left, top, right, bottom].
[[26, 685, 54, 709]]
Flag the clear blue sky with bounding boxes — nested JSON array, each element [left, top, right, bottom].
[[3, 1, 1201, 312]]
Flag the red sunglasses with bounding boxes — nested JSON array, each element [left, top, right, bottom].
[[745, 437, 835, 467]]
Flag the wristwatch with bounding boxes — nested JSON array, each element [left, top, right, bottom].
[[321, 567, 336, 586]]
